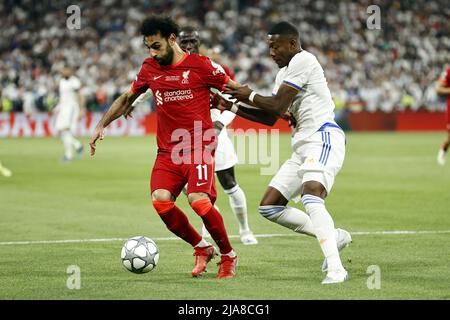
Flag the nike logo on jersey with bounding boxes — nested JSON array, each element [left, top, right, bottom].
[[153, 75, 163, 80], [196, 182, 208, 187]]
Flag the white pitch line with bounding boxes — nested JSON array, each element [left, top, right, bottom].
[[0, 230, 449, 246]]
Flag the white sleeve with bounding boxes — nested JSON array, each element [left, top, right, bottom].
[[216, 110, 236, 126], [209, 89, 236, 125], [132, 89, 153, 107], [272, 72, 281, 96], [282, 53, 315, 90], [71, 77, 81, 90]]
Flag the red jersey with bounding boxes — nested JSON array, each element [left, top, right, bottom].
[[221, 64, 236, 81], [439, 67, 450, 110], [131, 52, 230, 154]]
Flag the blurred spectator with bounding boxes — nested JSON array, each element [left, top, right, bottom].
[[0, 0, 449, 113]]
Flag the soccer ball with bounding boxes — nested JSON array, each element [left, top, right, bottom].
[[121, 236, 159, 273]]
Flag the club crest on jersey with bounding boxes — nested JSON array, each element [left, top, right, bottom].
[[182, 70, 190, 84]]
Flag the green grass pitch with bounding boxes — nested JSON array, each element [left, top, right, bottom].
[[0, 132, 449, 299]]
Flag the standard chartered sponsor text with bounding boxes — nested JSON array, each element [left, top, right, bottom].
[[164, 89, 193, 102]]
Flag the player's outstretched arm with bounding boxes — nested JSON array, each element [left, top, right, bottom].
[[90, 90, 139, 156], [78, 91, 87, 119], [436, 84, 450, 95], [212, 93, 277, 126], [225, 83, 298, 117]]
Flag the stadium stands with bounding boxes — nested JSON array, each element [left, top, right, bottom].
[[0, 0, 449, 114]]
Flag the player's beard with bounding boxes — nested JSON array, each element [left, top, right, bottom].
[[156, 46, 174, 66]]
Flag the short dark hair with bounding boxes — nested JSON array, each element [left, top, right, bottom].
[[179, 26, 200, 39], [268, 21, 299, 39], [180, 26, 198, 34], [140, 16, 180, 39]]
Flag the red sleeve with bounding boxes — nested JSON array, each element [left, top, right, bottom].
[[446, 68, 450, 87], [221, 64, 236, 81], [131, 59, 151, 94], [198, 56, 230, 91]]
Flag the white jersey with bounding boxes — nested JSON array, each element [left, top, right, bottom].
[[210, 108, 238, 171], [55, 76, 81, 132], [59, 76, 81, 107], [272, 50, 337, 145]]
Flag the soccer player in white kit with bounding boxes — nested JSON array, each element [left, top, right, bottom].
[[55, 67, 85, 162], [217, 21, 352, 284]]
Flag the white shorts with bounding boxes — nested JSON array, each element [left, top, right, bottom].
[[214, 129, 238, 172], [269, 126, 346, 202], [55, 104, 79, 133]]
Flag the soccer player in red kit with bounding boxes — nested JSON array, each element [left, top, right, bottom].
[[178, 26, 258, 245], [436, 66, 450, 165], [89, 16, 242, 278]]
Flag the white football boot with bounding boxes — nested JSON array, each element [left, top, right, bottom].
[[322, 269, 349, 284], [437, 149, 446, 166], [322, 228, 352, 272], [0, 163, 12, 177], [239, 230, 258, 245]]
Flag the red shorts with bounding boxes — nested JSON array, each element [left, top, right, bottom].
[[150, 152, 217, 203], [446, 103, 450, 130]]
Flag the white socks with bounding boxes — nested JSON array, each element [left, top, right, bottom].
[[301, 195, 344, 271], [224, 185, 250, 233], [194, 238, 211, 248], [61, 130, 73, 159], [222, 250, 237, 258], [195, 239, 236, 258], [259, 205, 316, 237], [61, 130, 82, 159]]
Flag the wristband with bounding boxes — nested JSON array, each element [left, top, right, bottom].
[[249, 91, 257, 103], [230, 103, 239, 113]]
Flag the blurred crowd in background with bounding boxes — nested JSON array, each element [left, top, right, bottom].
[[1, 0, 449, 115]]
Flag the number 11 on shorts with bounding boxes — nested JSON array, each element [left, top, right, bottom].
[[196, 164, 208, 181]]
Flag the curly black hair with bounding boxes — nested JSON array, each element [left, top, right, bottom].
[[140, 16, 180, 39]]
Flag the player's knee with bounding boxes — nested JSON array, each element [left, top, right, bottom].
[[258, 205, 285, 221], [216, 169, 236, 190], [302, 181, 327, 198], [187, 192, 209, 204], [152, 200, 175, 215], [221, 178, 236, 190], [220, 175, 236, 190], [151, 189, 174, 202], [259, 187, 288, 207], [190, 197, 212, 217]]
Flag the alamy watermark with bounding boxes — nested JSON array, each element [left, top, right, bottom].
[[66, 5, 81, 30], [66, 265, 81, 289], [367, 5, 381, 30], [366, 265, 381, 289], [170, 121, 280, 175]]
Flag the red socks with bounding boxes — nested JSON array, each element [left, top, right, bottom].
[[153, 201, 202, 247], [191, 199, 233, 254], [153, 199, 234, 255]]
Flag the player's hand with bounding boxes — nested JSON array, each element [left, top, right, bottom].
[[89, 127, 105, 156], [124, 105, 134, 119], [213, 120, 224, 136], [224, 84, 252, 102], [211, 93, 233, 111], [281, 111, 297, 128]]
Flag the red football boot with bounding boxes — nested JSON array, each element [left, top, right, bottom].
[[191, 245, 218, 277], [216, 255, 238, 279]]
